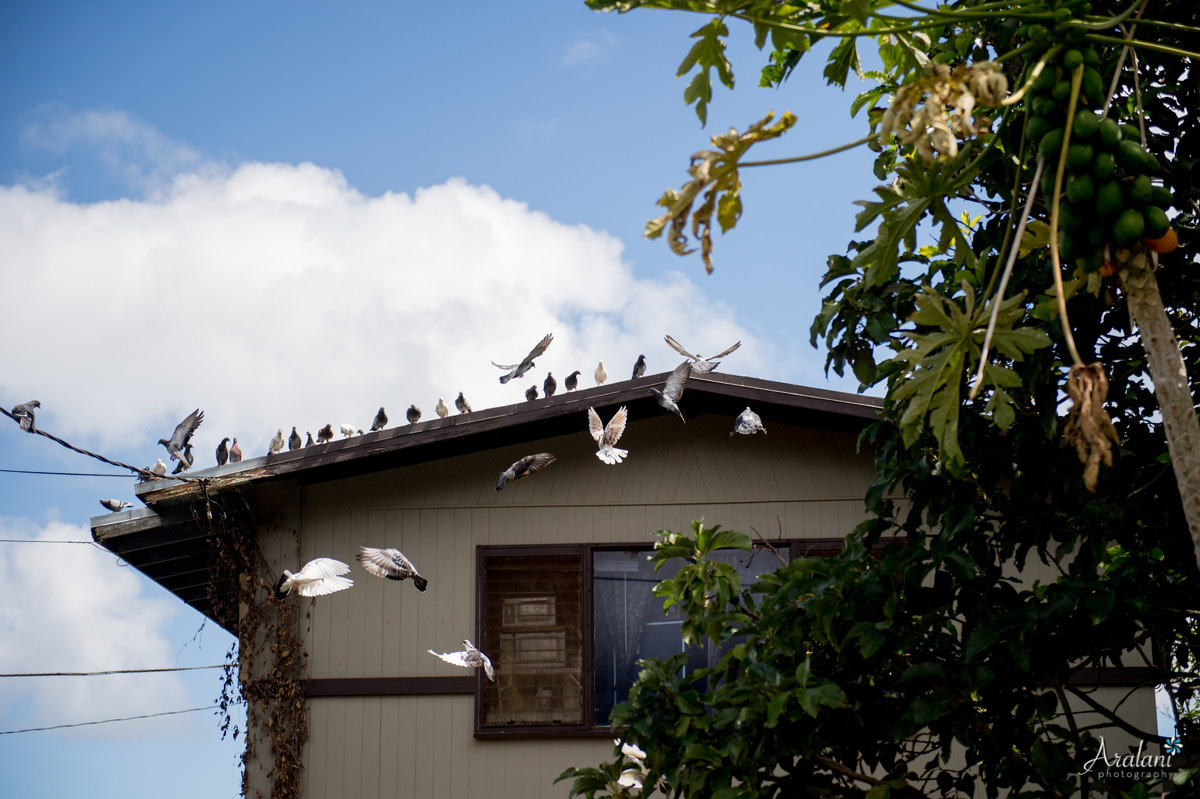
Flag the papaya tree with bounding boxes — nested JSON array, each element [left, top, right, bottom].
[[560, 0, 1200, 796]]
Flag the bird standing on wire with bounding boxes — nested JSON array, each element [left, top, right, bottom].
[[427, 640, 494, 681], [274, 558, 354, 599], [650, 361, 692, 423], [216, 437, 230, 466], [356, 546, 429, 591], [493, 332, 554, 384], [10, 400, 40, 433], [631, 355, 646, 379], [158, 409, 204, 465]]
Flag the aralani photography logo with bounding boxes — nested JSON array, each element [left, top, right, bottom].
[[1079, 736, 1181, 781]]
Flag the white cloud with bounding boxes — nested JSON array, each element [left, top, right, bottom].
[[0, 519, 194, 738], [0, 153, 764, 465], [561, 30, 617, 66]]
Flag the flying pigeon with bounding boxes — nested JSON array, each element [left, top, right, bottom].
[[595, 361, 607, 385], [496, 452, 556, 490], [229, 438, 243, 463], [288, 426, 302, 451], [664, 334, 741, 374], [317, 424, 334, 444], [172, 443, 195, 474], [152, 458, 168, 476], [100, 499, 132, 513], [268, 429, 285, 455], [355, 546, 429, 591], [436, 398, 449, 418], [565, 370, 581, 391], [406, 404, 421, 424], [544, 372, 557, 398], [650, 361, 692, 423], [305, 431, 315, 447], [10, 400, 40, 433], [588, 406, 629, 465], [216, 437, 230, 466], [158, 409, 204, 464], [427, 640, 494, 681], [493, 332, 553, 384], [456, 392, 472, 414], [525, 385, 538, 402], [340, 424, 356, 438], [274, 558, 354, 599], [732, 406, 767, 436], [631, 355, 646, 379], [371, 407, 388, 432]]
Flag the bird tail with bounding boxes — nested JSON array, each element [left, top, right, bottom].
[[274, 573, 292, 599], [499, 373, 512, 384], [413, 575, 429, 592], [496, 475, 507, 491], [596, 447, 628, 466]]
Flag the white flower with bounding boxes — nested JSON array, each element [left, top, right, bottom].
[[620, 741, 647, 762], [618, 768, 644, 790]]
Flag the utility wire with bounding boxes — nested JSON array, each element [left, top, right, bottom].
[[0, 538, 97, 545], [0, 665, 228, 678], [0, 704, 234, 735], [0, 468, 131, 477]]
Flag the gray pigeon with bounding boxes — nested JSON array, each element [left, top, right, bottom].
[[172, 443, 195, 474], [216, 437, 230, 466], [544, 372, 557, 398], [10, 400, 40, 433], [436, 398, 449, 418], [158, 409, 204, 464], [288, 426, 302, 451], [564, 370, 581, 391], [268, 429, 285, 456], [588, 406, 629, 465], [456, 392, 472, 414], [100, 498, 132, 513], [305, 431, 315, 447], [371, 407, 388, 432], [650, 361, 692, 423], [229, 438, 242, 463], [356, 546, 428, 591], [632, 355, 646, 379], [664, 334, 741, 374], [317, 424, 334, 444], [732, 406, 767, 436], [496, 452, 556, 490], [407, 404, 421, 424], [493, 332, 554, 384], [427, 640, 494, 681], [525, 385, 538, 402]]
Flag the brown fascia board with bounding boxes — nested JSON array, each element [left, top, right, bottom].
[[131, 370, 883, 509]]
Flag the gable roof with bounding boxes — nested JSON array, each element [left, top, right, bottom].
[[91, 370, 882, 629]]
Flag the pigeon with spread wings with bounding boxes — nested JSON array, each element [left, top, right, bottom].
[[650, 361, 692, 423], [663, 334, 741, 374], [158, 408, 204, 464], [492, 332, 553, 384], [496, 452, 556, 490], [732, 406, 767, 436], [588, 406, 629, 465], [356, 546, 428, 591], [275, 558, 354, 599], [427, 640, 494, 681]]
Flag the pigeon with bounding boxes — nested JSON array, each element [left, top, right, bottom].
[[274, 558, 354, 599], [525, 385, 538, 402], [595, 361, 607, 385], [340, 424, 356, 438], [456, 392, 472, 414], [152, 458, 168, 476], [317, 424, 334, 444], [216, 437, 230, 466], [355, 546, 429, 591], [436, 398, 450, 418], [493, 332, 554, 384], [10, 400, 40, 433], [427, 640, 494, 681], [664, 334, 741, 374], [229, 438, 242, 463], [288, 426, 302, 451], [406, 404, 421, 424], [565, 370, 581, 391], [268, 429, 285, 456], [305, 431, 315, 447], [732, 406, 767, 436], [496, 452, 556, 490], [158, 409, 204, 464], [588, 406, 629, 465], [544, 372, 557, 398], [371, 407, 388, 432], [631, 355, 646, 380], [100, 499, 132, 513], [650, 361, 692, 423], [172, 443, 195, 474]]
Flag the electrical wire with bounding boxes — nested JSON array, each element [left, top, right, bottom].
[[0, 665, 228, 678], [0, 538, 97, 545], [0, 468, 131, 477], [0, 704, 236, 735]]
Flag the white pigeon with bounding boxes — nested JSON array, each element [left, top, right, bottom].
[[650, 361, 692, 423], [436, 398, 450, 418], [731, 406, 767, 436], [356, 546, 428, 591], [427, 639, 494, 681], [664, 334, 741, 374], [595, 361, 607, 385], [100, 498, 132, 512], [340, 423, 356, 438], [152, 458, 168, 476], [274, 558, 354, 599], [588, 406, 629, 465], [268, 429, 285, 455]]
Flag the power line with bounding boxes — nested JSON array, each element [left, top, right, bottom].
[[0, 538, 96, 545], [0, 704, 233, 735], [0, 468, 131, 477], [0, 665, 228, 678]]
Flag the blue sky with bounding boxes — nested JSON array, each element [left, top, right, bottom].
[[0, 2, 886, 797]]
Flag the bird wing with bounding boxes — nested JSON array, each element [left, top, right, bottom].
[[662, 361, 693, 402], [168, 409, 204, 450], [519, 332, 554, 369], [356, 547, 413, 579], [301, 558, 352, 579], [710, 340, 743, 359], [513, 452, 556, 480], [587, 407, 605, 444], [296, 574, 354, 597], [604, 406, 628, 447], [427, 649, 474, 669], [491, 360, 519, 370], [664, 334, 696, 360]]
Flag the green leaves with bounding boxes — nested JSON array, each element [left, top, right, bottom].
[[678, 18, 734, 126], [651, 521, 751, 645]]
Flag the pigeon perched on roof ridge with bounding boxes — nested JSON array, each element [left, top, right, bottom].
[[216, 437, 230, 466], [305, 431, 314, 447], [288, 427, 302, 451], [631, 355, 646, 380], [564, 370, 581, 391], [732, 406, 767, 436], [152, 458, 168, 476], [340, 424, 355, 438], [496, 452, 556, 490], [10, 400, 40, 433], [274, 558, 354, 599], [406, 404, 421, 425], [525, 384, 538, 402], [427, 639, 494, 681], [158, 409, 204, 463], [544, 372, 556, 398], [100, 498, 132, 513], [229, 438, 242, 463], [650, 361, 692, 423], [663, 334, 741, 374], [588, 406, 629, 465], [455, 392, 472, 414], [595, 361, 607, 385], [356, 546, 428, 591], [317, 424, 334, 444], [493, 332, 554, 384], [268, 429, 285, 456], [171, 443, 195, 474], [436, 398, 449, 418], [371, 407, 388, 432]]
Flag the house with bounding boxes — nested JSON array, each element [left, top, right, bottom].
[[89, 370, 1159, 797]]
